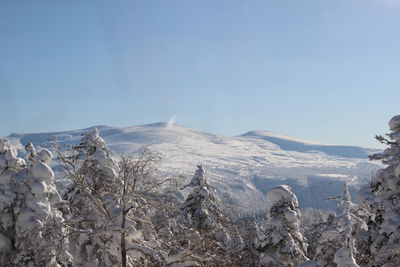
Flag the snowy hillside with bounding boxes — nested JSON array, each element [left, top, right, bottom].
[[5, 123, 381, 211]]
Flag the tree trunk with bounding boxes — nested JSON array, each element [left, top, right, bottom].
[[121, 211, 127, 267]]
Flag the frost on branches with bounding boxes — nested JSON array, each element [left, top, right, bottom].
[[366, 115, 400, 265], [62, 129, 161, 267], [333, 181, 361, 267], [180, 165, 231, 244], [0, 139, 69, 266], [170, 165, 237, 266], [259, 185, 308, 266], [0, 138, 25, 264], [241, 220, 262, 267], [314, 181, 361, 267], [303, 213, 336, 262]]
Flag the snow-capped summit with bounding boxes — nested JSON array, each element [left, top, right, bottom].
[[3, 123, 381, 211]]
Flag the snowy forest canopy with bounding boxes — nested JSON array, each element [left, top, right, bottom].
[[1, 115, 400, 266]]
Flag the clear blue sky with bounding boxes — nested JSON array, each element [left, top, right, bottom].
[[1, 0, 400, 148]]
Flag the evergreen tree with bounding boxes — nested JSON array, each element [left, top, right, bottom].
[[0, 138, 25, 264], [304, 213, 336, 261], [180, 165, 231, 245], [314, 181, 364, 267], [332, 181, 359, 267], [365, 115, 400, 265], [241, 219, 262, 267], [259, 185, 308, 266], [1, 139, 70, 266], [170, 165, 239, 266]]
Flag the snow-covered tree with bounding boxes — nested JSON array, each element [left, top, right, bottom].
[[17, 142, 72, 266], [180, 165, 231, 244], [61, 129, 167, 266], [259, 185, 308, 266], [303, 213, 336, 261], [314, 181, 365, 267], [0, 138, 25, 264], [365, 115, 400, 265], [313, 214, 342, 267], [1, 139, 70, 266], [170, 165, 239, 266], [241, 219, 262, 267], [332, 181, 359, 267]]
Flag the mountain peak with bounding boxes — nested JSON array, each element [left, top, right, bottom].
[[4, 122, 381, 211]]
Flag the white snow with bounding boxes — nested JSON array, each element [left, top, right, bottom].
[[3, 123, 381, 211], [31, 162, 54, 181], [260, 184, 308, 265], [388, 115, 400, 131], [38, 149, 52, 164], [298, 261, 321, 267], [266, 185, 297, 205], [0, 139, 6, 154], [333, 247, 359, 267]]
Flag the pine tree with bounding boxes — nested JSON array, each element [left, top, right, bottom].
[[313, 214, 342, 267], [1, 139, 70, 266], [332, 181, 359, 267], [304, 213, 336, 261], [259, 185, 308, 266], [241, 219, 262, 267], [180, 165, 231, 244], [0, 138, 25, 264], [365, 115, 400, 265], [170, 165, 238, 266], [314, 181, 365, 267]]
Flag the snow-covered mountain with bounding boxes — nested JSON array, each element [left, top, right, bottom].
[[4, 123, 381, 211]]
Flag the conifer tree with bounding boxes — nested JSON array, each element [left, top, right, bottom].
[[314, 181, 365, 267], [241, 219, 262, 267], [365, 115, 400, 265], [171, 165, 238, 266], [1, 139, 70, 266], [259, 185, 308, 266]]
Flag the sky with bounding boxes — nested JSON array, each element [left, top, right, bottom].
[[1, 0, 400, 148]]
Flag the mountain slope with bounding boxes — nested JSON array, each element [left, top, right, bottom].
[[241, 130, 375, 159], [5, 123, 381, 211]]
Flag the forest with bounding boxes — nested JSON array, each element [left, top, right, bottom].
[[1, 115, 400, 267]]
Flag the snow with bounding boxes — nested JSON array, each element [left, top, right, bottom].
[[0, 139, 68, 266], [266, 185, 297, 205], [1, 117, 399, 266], [82, 128, 107, 149], [241, 130, 376, 158], [0, 139, 6, 153], [38, 149, 52, 164], [179, 166, 232, 246], [31, 162, 54, 181], [320, 229, 340, 241], [166, 252, 204, 267], [388, 115, 400, 131], [31, 181, 47, 196], [297, 261, 321, 267], [333, 247, 359, 267], [260, 184, 308, 265], [4, 123, 381, 211]]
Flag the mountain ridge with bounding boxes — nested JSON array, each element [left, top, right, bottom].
[[3, 122, 381, 211], [7, 122, 378, 151]]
